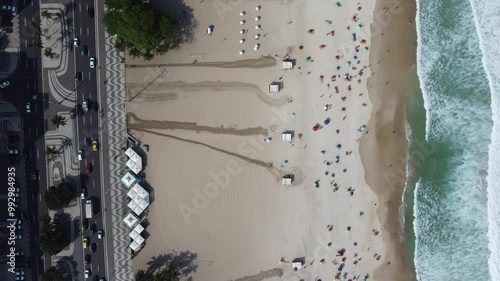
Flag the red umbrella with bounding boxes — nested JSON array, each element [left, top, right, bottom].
[[312, 126, 318, 131]]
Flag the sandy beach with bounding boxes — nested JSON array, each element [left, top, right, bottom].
[[124, 0, 417, 280]]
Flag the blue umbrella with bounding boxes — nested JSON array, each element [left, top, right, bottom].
[[324, 118, 331, 125]]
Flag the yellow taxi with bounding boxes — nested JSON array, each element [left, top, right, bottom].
[[83, 237, 89, 248], [92, 140, 99, 151]]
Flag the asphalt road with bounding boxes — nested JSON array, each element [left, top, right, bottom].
[[73, 1, 107, 280]]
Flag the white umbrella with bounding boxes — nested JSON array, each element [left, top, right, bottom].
[[255, 16, 260, 21], [239, 50, 245, 55], [255, 34, 260, 39], [254, 44, 260, 51], [239, 39, 245, 44], [240, 11, 246, 16], [240, 20, 245, 25], [255, 25, 261, 30], [240, 29, 245, 34], [255, 6, 261, 11]]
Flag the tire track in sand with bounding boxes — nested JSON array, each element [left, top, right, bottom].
[[125, 55, 277, 69], [128, 113, 269, 136]]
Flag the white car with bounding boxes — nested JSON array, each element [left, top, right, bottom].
[[89, 57, 95, 68], [73, 38, 80, 47], [0, 80, 10, 88], [11, 6, 17, 16], [81, 189, 86, 199], [78, 149, 83, 161], [207, 25, 214, 35], [85, 269, 90, 279], [25, 102, 31, 113]]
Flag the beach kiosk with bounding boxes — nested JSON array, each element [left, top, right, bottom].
[[292, 261, 303, 271], [282, 176, 293, 186], [281, 132, 292, 141], [282, 60, 294, 70], [269, 82, 281, 93]]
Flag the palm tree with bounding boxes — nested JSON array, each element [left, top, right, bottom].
[[29, 19, 42, 33], [44, 48, 59, 59], [114, 38, 127, 52], [51, 115, 66, 128], [142, 50, 154, 61], [46, 146, 61, 162], [31, 37, 43, 49], [127, 47, 141, 59]]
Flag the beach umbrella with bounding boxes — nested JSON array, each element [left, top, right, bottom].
[[255, 6, 261, 11], [255, 34, 260, 39], [255, 16, 260, 21], [239, 50, 245, 55], [306, 56, 312, 62], [335, 2, 341, 7], [320, 150, 326, 155], [336, 66, 341, 70], [240, 29, 245, 34], [254, 44, 260, 51], [363, 46, 369, 51], [312, 125, 318, 131], [240, 11, 246, 16], [240, 20, 245, 25], [336, 144, 342, 150], [324, 118, 330, 125], [239, 39, 245, 44], [255, 24, 261, 30], [346, 61, 351, 66]]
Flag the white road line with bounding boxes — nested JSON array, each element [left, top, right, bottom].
[[93, 179, 95, 187], [24, 40, 27, 48], [88, 72, 91, 80], [24, 17, 26, 26], [90, 115, 92, 124], [92, 159, 94, 165], [97, 265, 100, 272], [39, 194, 41, 201], [36, 150, 39, 159], [87, 27, 89, 36], [79, 4, 81, 12], [80, 27, 82, 36], [31, 0, 33, 6], [83, 117, 86, 125]]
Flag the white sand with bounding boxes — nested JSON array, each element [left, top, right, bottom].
[[124, 0, 405, 280]]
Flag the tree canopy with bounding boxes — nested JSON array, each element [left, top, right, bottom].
[[41, 267, 63, 281], [45, 182, 74, 210], [103, 0, 180, 60], [134, 267, 180, 281], [39, 215, 68, 255]]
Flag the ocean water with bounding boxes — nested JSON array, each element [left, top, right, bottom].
[[412, 0, 500, 279]]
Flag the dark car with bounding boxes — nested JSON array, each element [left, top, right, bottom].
[[84, 254, 91, 265], [86, 163, 92, 174], [90, 243, 97, 252], [87, 7, 94, 17], [76, 72, 82, 81], [81, 46, 88, 57], [93, 276, 99, 281], [1, 21, 13, 27], [90, 223, 96, 234], [82, 218, 89, 230], [4, 27, 13, 34]]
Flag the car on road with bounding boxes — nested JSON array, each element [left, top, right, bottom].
[[15, 276, 24, 281], [4, 27, 13, 34], [97, 229, 103, 239], [89, 57, 95, 68], [73, 37, 80, 47], [0, 80, 10, 88], [90, 222, 97, 234], [31, 171, 39, 181], [93, 276, 99, 281], [8, 149, 18, 154], [82, 100, 89, 111], [88, 7, 94, 17], [25, 102, 30, 113], [81, 188, 86, 199], [81, 46, 88, 57], [11, 6, 16, 16], [86, 163, 92, 174], [84, 254, 91, 265], [82, 219, 89, 230], [90, 242, 97, 252], [85, 137, 92, 147], [78, 149, 83, 160], [92, 140, 98, 151], [76, 72, 83, 81], [85, 269, 91, 279], [83, 237, 89, 248]]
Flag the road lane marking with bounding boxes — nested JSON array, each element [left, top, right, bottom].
[[24, 40, 27, 48], [90, 115, 92, 124], [39, 194, 41, 201], [80, 27, 82, 36], [83, 117, 86, 125], [93, 179, 95, 187], [88, 72, 91, 80], [92, 159, 94, 165], [24, 17, 26, 26], [36, 150, 39, 159], [79, 4, 81, 12], [87, 27, 89, 36], [97, 265, 100, 272]]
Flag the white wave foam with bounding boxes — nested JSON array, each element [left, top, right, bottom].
[[468, 0, 500, 278]]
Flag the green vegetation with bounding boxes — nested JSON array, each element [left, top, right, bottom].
[[134, 267, 180, 281], [51, 114, 67, 128], [41, 267, 63, 281], [39, 215, 68, 255], [103, 0, 182, 60], [45, 146, 61, 162], [44, 48, 60, 59], [45, 182, 74, 210]]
